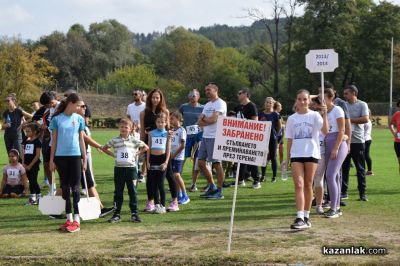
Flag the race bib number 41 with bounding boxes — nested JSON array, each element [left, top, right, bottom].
[[152, 137, 166, 150]]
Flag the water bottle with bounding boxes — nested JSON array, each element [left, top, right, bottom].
[[281, 162, 288, 181], [6, 114, 11, 128]]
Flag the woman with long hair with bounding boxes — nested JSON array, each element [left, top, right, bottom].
[[285, 90, 328, 230], [49, 93, 86, 233]]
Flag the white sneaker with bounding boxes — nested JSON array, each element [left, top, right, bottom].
[[152, 204, 166, 214], [252, 182, 261, 189], [316, 206, 324, 215]]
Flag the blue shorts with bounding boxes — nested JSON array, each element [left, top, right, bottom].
[[185, 136, 197, 158], [171, 159, 184, 174]]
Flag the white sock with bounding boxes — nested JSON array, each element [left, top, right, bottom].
[[297, 211, 304, 220], [304, 211, 310, 219], [66, 213, 73, 222], [52, 183, 56, 191], [74, 214, 80, 223]]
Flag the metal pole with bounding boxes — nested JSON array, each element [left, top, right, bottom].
[[390, 37, 394, 118], [321, 71, 325, 103], [227, 162, 240, 254]]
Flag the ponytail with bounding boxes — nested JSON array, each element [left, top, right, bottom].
[[52, 93, 81, 118]]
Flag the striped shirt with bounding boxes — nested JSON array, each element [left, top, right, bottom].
[[105, 135, 146, 167]]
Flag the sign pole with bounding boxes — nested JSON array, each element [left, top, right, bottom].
[[320, 71, 325, 102], [390, 37, 394, 118], [227, 162, 241, 254]]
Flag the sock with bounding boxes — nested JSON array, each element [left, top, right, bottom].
[[52, 183, 56, 191], [66, 213, 73, 222], [297, 211, 304, 220], [304, 211, 310, 219], [36, 193, 41, 199], [30, 194, 36, 200], [73, 214, 80, 223]]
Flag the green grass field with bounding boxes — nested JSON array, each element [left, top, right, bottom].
[[0, 128, 399, 265]]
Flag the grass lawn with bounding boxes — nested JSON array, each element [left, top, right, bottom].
[[0, 128, 399, 265]]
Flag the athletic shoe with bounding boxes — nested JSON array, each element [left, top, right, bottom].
[[66, 221, 80, 233], [177, 194, 184, 204], [180, 195, 190, 205], [153, 204, 166, 214], [228, 180, 245, 187], [207, 191, 224, 200], [337, 208, 343, 216], [341, 193, 348, 200], [108, 214, 121, 223], [144, 201, 155, 212], [290, 218, 307, 229], [316, 206, 324, 215], [222, 182, 231, 188], [40, 179, 50, 189], [59, 220, 72, 231], [304, 217, 312, 228], [138, 175, 146, 183], [340, 201, 347, 207], [366, 171, 374, 176], [26, 197, 37, 205], [201, 184, 211, 192], [252, 182, 261, 189], [200, 188, 217, 198], [260, 176, 266, 182], [322, 201, 331, 209], [271, 177, 277, 183], [360, 195, 368, 201], [167, 201, 179, 212], [131, 213, 142, 223], [189, 184, 198, 192], [325, 209, 339, 218], [99, 207, 115, 218]]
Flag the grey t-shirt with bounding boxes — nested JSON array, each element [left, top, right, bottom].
[[347, 100, 369, 143], [334, 97, 350, 119]]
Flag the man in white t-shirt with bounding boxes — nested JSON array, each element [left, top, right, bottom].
[[197, 83, 227, 200], [127, 89, 146, 131]]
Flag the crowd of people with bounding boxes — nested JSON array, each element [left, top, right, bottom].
[[1, 81, 399, 233]]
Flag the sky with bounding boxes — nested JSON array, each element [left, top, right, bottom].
[[0, 0, 399, 41]]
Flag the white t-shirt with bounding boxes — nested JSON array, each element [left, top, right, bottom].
[[171, 127, 187, 161], [285, 110, 323, 159], [202, 98, 227, 138], [319, 133, 326, 155], [364, 120, 372, 141], [327, 106, 345, 133], [127, 102, 146, 128]]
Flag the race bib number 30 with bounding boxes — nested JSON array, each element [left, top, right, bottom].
[[186, 125, 199, 135], [25, 144, 34, 155], [116, 148, 134, 164]]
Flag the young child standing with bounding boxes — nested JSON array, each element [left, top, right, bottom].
[[170, 112, 190, 205], [147, 113, 170, 214], [22, 123, 42, 205], [102, 118, 149, 223], [0, 149, 29, 198], [189, 129, 203, 192]]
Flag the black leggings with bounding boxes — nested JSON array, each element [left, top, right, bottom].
[[55, 156, 81, 214], [365, 140, 372, 171], [27, 166, 40, 195], [166, 160, 178, 199], [148, 154, 167, 206], [261, 138, 278, 178], [4, 132, 22, 155]]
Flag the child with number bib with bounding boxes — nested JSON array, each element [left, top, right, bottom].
[[0, 149, 28, 198], [170, 111, 190, 206], [147, 113, 171, 214], [22, 123, 42, 205], [103, 118, 148, 223]]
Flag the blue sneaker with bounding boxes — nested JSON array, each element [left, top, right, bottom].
[[200, 188, 217, 198], [177, 194, 184, 204], [207, 191, 224, 200], [180, 195, 190, 205]]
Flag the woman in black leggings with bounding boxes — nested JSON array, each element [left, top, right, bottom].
[[49, 93, 86, 233]]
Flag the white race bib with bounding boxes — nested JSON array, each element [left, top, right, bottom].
[[25, 144, 34, 155], [116, 147, 134, 164], [186, 125, 199, 135], [397, 132, 400, 139], [7, 169, 20, 186], [152, 137, 166, 150]]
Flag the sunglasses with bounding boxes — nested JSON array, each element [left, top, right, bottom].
[[78, 105, 87, 109]]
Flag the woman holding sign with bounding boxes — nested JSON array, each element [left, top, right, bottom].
[[390, 99, 400, 174], [285, 89, 328, 230]]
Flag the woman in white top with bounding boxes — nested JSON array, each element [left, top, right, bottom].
[[364, 109, 373, 176], [285, 89, 328, 230]]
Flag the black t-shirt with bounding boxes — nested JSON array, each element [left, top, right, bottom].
[[234, 102, 258, 120], [85, 105, 92, 118], [2, 108, 24, 134], [22, 138, 42, 167]]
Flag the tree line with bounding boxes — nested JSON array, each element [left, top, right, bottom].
[[0, 0, 399, 113]]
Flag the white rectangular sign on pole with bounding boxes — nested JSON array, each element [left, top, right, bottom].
[[212, 116, 271, 254], [213, 116, 272, 167]]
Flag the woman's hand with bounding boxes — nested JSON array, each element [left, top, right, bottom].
[[330, 149, 338, 160], [160, 163, 167, 171], [82, 159, 87, 172], [49, 160, 56, 172]]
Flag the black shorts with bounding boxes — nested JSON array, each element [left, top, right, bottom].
[[2, 184, 24, 195], [290, 157, 319, 164], [394, 142, 400, 158], [42, 137, 51, 163]]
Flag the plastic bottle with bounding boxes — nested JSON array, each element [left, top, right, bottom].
[[6, 114, 11, 127], [281, 162, 288, 181]]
